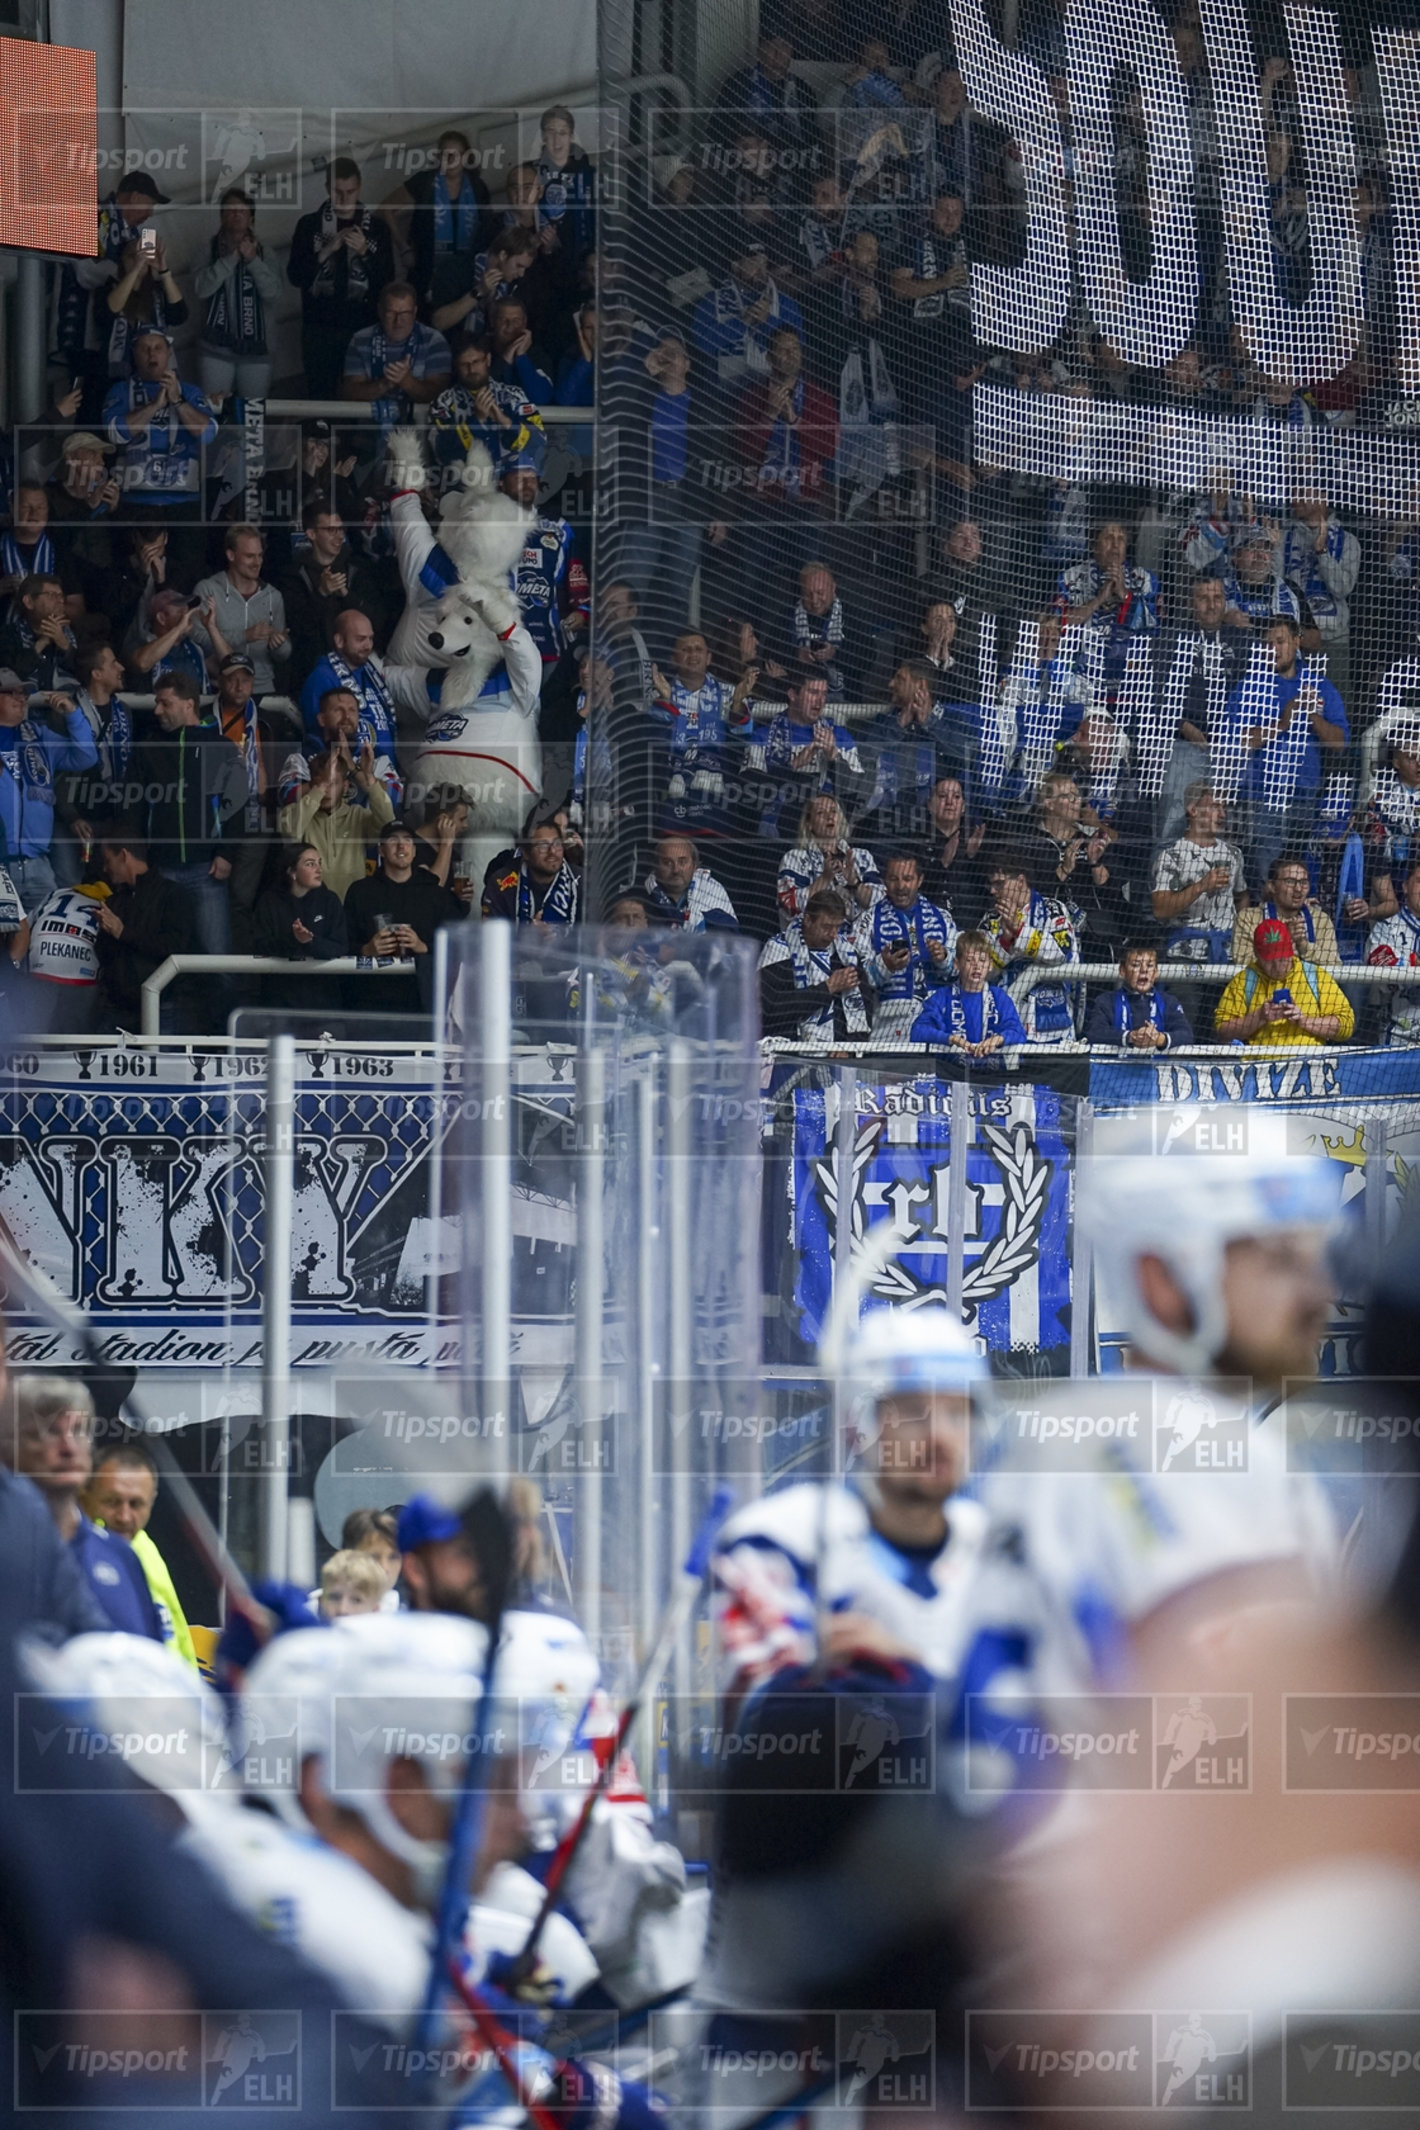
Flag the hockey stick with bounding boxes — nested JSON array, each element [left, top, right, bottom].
[[506, 1481, 732, 1984], [415, 1485, 515, 2056], [0, 1221, 262, 1627], [442, 1954, 564, 2130]]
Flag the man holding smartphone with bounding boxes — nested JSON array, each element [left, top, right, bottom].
[[1213, 915, 1353, 1046], [342, 817, 463, 1019]]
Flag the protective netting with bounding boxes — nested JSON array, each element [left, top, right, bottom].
[[587, 0, 1420, 1043]]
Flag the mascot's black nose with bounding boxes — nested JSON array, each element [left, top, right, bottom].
[[428, 632, 444, 650]]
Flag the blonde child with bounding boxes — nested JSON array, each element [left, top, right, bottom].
[[318, 1548, 388, 1619]]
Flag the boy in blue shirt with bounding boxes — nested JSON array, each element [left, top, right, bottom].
[[1085, 939, 1194, 1050], [909, 928, 1027, 1052]]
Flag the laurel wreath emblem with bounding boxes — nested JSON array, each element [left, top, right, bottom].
[[812, 1118, 1052, 1322]]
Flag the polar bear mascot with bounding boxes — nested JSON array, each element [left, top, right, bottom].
[[384, 427, 543, 888]]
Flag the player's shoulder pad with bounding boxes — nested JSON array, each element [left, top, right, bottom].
[[717, 1481, 868, 1569]]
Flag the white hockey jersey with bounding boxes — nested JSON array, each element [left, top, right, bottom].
[[26, 886, 102, 985], [972, 1381, 1337, 1685]]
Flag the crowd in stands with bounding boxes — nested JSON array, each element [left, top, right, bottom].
[[1, 34, 1418, 1050]]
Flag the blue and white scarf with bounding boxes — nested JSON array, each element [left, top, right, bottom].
[[793, 597, 844, 653], [517, 860, 579, 924], [760, 376, 806, 498], [327, 651, 397, 754], [947, 984, 1001, 1044], [1114, 986, 1165, 1040], [1283, 521, 1352, 632], [0, 531, 54, 585], [799, 214, 837, 271], [868, 893, 955, 1001], [1263, 895, 1315, 944], [202, 236, 267, 355], [432, 169, 479, 254], [360, 325, 425, 429], [81, 689, 132, 788], [778, 919, 870, 1034]]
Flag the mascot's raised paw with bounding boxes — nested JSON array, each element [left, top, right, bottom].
[[386, 425, 427, 494], [468, 585, 521, 639]]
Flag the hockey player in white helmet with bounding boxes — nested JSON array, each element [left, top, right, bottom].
[[702, 1305, 1041, 2015], [219, 1612, 606, 2016], [973, 1106, 1343, 1685], [21, 1629, 243, 1818], [399, 1489, 705, 2009], [714, 1306, 997, 1694]]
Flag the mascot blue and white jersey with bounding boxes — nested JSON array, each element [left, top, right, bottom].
[[512, 515, 589, 663], [970, 1383, 1338, 1686]]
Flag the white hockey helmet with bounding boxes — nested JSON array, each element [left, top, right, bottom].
[[840, 1304, 988, 1408], [1080, 1109, 1341, 1374], [21, 1631, 239, 1810], [245, 1613, 490, 1908]]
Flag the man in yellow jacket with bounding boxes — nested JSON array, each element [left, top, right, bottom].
[[1214, 916, 1354, 1047], [81, 1440, 198, 1668]]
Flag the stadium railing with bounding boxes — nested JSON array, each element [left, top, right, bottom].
[[139, 955, 416, 1039]]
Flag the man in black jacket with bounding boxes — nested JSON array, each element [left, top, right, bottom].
[[287, 157, 395, 397], [94, 828, 197, 1033], [344, 818, 464, 1018], [280, 498, 386, 674], [132, 671, 247, 955]]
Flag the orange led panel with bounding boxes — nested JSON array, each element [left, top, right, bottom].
[[2, 38, 98, 254]]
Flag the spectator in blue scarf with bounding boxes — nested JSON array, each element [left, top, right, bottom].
[[193, 189, 283, 402], [1084, 941, 1194, 1049]]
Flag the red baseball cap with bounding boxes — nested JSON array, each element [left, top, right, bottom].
[[1253, 917, 1293, 963]]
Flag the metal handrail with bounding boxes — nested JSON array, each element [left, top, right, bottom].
[[140, 954, 416, 1040], [258, 400, 591, 425]]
